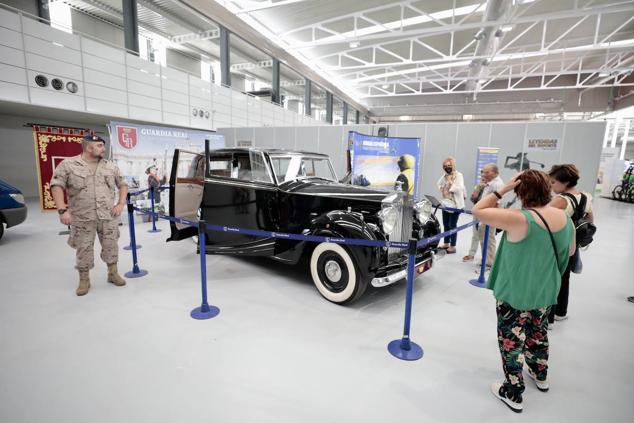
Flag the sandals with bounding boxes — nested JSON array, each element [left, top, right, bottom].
[[462, 255, 474, 262], [446, 247, 456, 254]]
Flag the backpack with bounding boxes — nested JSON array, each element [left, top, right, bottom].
[[561, 192, 596, 248]]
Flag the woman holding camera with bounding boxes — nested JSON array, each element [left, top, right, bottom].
[[437, 157, 465, 254]]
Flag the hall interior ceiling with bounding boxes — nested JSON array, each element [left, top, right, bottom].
[[54, 0, 634, 119]]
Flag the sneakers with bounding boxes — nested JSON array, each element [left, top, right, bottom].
[[554, 314, 568, 321], [490, 382, 523, 413], [526, 368, 550, 392]]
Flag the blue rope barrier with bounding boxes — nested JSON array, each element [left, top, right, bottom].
[[469, 224, 490, 288], [124, 196, 148, 278], [388, 239, 424, 361], [190, 220, 220, 320], [147, 188, 161, 233]]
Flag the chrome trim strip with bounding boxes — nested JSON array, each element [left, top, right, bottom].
[[203, 177, 277, 191], [370, 254, 436, 288]]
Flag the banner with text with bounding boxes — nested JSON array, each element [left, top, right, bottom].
[[109, 121, 225, 193], [348, 131, 421, 197]]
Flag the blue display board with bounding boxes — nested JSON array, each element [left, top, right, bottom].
[[348, 131, 421, 197], [475, 147, 500, 185]]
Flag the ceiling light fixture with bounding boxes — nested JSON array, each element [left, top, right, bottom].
[[349, 41, 360, 48], [500, 25, 514, 32], [381, 84, 389, 89]]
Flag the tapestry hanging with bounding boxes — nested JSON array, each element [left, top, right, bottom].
[[32, 125, 87, 211]]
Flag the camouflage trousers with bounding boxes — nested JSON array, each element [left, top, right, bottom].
[[496, 300, 550, 401], [68, 219, 120, 271]]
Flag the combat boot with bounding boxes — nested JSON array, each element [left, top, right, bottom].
[[107, 263, 126, 286], [76, 270, 90, 296]]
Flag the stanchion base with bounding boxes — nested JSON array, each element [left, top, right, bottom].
[[147, 228, 162, 233], [190, 305, 220, 320], [387, 339, 424, 361], [125, 269, 148, 278], [123, 244, 142, 250], [469, 277, 487, 288]]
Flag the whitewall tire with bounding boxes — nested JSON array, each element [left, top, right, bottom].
[[310, 242, 366, 304]]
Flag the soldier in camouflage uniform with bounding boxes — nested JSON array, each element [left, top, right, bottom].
[[50, 134, 128, 296]]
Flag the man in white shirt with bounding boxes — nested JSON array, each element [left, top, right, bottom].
[[478, 164, 504, 268]]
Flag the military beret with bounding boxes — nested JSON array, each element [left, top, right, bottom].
[[83, 134, 105, 143]]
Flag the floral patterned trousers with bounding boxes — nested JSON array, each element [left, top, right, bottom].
[[496, 300, 550, 401]]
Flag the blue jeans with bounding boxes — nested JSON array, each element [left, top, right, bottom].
[[442, 210, 459, 246]]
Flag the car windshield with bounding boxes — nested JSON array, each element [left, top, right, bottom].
[[269, 155, 336, 183]]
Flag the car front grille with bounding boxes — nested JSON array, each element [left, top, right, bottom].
[[388, 195, 414, 260]]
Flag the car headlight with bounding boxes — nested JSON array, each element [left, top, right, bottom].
[[414, 199, 432, 224], [9, 193, 24, 205], [378, 205, 398, 235]]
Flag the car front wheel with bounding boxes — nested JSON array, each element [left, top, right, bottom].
[[310, 243, 368, 304]]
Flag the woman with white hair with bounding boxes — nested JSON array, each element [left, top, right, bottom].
[[437, 157, 466, 254]]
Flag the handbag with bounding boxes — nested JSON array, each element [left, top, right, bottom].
[[571, 248, 583, 274], [526, 208, 562, 275]]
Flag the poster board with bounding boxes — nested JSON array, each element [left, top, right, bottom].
[[348, 131, 421, 197]]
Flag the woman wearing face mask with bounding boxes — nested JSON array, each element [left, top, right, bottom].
[[437, 157, 466, 253]]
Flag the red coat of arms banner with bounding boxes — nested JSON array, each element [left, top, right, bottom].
[[32, 126, 87, 211]]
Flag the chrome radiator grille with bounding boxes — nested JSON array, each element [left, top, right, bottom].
[[387, 193, 414, 260]]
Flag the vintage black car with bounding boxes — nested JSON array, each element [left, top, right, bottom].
[[168, 148, 441, 304]]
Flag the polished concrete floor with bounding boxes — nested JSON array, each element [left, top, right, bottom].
[[0, 197, 632, 423]]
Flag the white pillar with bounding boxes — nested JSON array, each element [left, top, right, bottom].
[[619, 119, 630, 160], [610, 118, 621, 148], [602, 120, 612, 148]]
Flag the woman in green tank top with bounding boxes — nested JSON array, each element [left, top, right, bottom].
[[472, 170, 575, 413]]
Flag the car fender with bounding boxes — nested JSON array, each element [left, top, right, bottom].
[[308, 210, 381, 277]]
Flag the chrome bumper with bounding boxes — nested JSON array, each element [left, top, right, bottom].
[[371, 250, 444, 288]]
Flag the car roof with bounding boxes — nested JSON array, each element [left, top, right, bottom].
[[211, 147, 328, 157]]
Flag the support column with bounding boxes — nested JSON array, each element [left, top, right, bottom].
[[342, 102, 348, 125], [37, 0, 50, 24], [304, 79, 312, 116], [611, 118, 621, 148], [326, 92, 333, 124], [272, 58, 280, 104], [220, 27, 231, 87], [355, 110, 360, 124], [620, 119, 630, 160], [122, 0, 139, 55]]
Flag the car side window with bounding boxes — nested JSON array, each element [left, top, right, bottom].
[[208, 154, 232, 178]]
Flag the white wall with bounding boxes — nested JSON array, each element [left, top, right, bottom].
[[71, 9, 124, 48], [218, 121, 606, 196]]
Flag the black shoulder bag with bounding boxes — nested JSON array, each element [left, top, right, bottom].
[[526, 209, 562, 275]]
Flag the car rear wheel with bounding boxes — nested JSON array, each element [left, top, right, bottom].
[[310, 243, 368, 304]]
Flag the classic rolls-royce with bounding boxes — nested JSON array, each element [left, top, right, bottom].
[[168, 148, 441, 304]]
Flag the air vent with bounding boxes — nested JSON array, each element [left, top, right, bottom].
[[51, 78, 63, 90], [204, 111, 209, 119], [35, 75, 48, 87], [66, 81, 78, 93], [198, 110, 204, 117], [192, 108, 198, 116]]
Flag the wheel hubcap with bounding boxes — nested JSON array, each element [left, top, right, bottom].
[[324, 260, 342, 282]]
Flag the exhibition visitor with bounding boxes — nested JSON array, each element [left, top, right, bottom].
[[547, 164, 594, 325], [50, 134, 128, 296], [478, 164, 505, 269], [472, 170, 575, 413], [436, 157, 465, 254], [463, 169, 485, 262]]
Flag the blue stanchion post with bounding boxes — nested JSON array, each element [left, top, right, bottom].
[[469, 224, 489, 288], [388, 238, 424, 361], [191, 220, 220, 320], [147, 187, 161, 233], [123, 192, 141, 250], [124, 196, 148, 278]]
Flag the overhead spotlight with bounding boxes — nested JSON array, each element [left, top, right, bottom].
[[349, 41, 360, 48], [473, 30, 486, 41]]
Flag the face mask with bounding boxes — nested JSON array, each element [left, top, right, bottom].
[[444, 166, 453, 174]]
